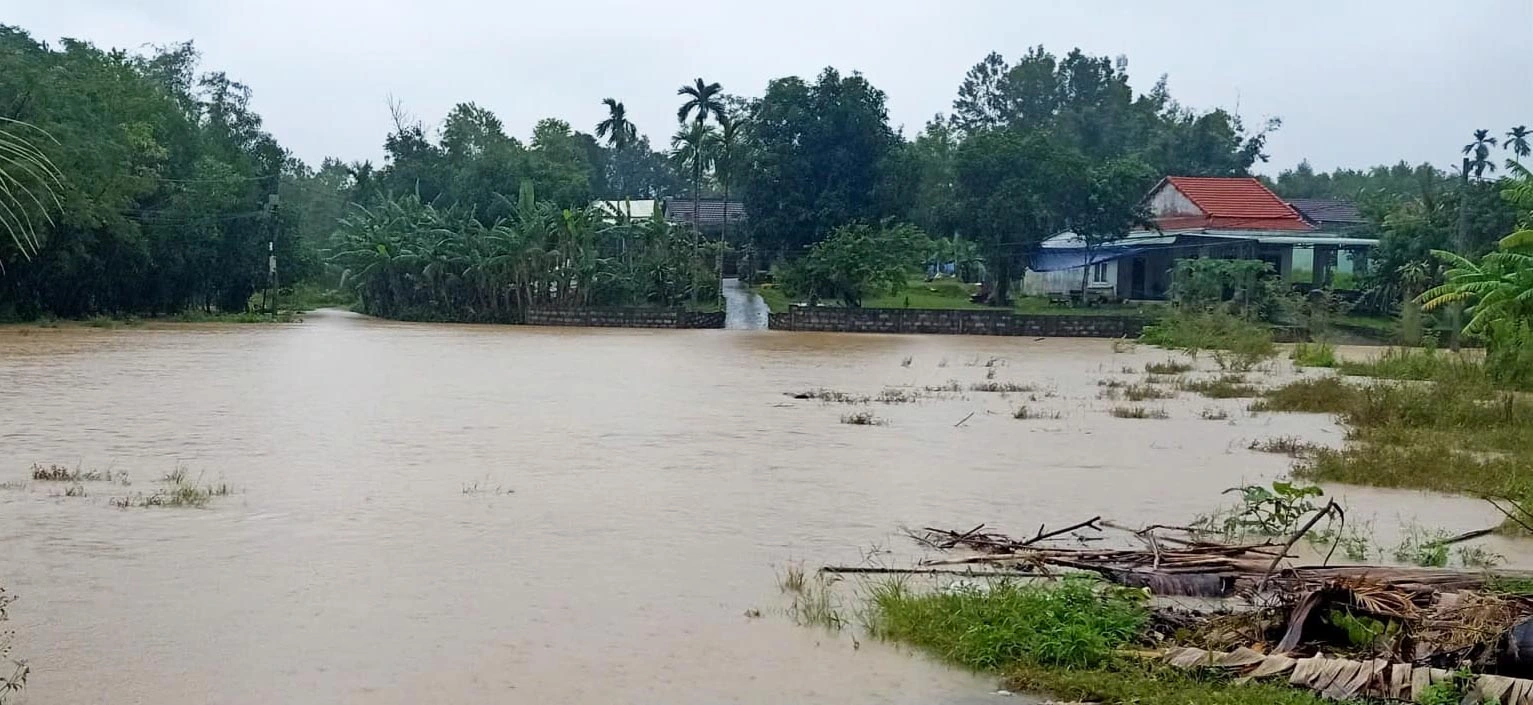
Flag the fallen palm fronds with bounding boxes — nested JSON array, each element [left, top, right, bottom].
[[1156, 647, 1533, 704]]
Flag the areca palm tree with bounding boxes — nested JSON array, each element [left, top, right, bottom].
[[677, 79, 723, 305], [595, 99, 638, 218], [1463, 128, 1500, 179], [0, 117, 65, 268], [671, 119, 718, 305], [1506, 125, 1531, 166]]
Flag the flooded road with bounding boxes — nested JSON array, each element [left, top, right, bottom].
[[0, 313, 1518, 704], [722, 277, 769, 330]]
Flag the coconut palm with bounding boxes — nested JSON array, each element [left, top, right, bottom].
[[0, 117, 65, 268], [1506, 125, 1531, 166], [1463, 128, 1500, 179]]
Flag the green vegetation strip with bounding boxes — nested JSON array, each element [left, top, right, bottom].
[[866, 579, 1334, 705]]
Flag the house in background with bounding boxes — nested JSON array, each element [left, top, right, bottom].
[[662, 197, 747, 238], [1023, 177, 1378, 300], [592, 199, 660, 222]]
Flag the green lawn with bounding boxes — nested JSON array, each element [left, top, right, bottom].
[[756, 278, 1165, 317]]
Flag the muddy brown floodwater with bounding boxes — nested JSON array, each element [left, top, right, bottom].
[[0, 310, 1523, 704]]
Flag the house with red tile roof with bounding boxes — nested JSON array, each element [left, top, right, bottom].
[[1025, 176, 1378, 301]]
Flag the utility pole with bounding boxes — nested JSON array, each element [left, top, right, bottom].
[[1451, 158, 1471, 351], [265, 193, 280, 317]]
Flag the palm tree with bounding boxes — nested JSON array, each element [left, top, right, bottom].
[[0, 117, 64, 269], [1463, 128, 1500, 179], [714, 112, 745, 294], [595, 99, 638, 215], [677, 79, 724, 305], [1506, 125, 1531, 166]]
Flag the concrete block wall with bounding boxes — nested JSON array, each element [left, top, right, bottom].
[[767, 307, 1148, 338], [524, 308, 725, 329]]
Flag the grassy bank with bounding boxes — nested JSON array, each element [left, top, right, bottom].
[[755, 278, 1166, 317], [865, 579, 1332, 705], [1254, 360, 1533, 500]]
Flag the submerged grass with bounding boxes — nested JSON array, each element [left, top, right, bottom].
[[1144, 359, 1194, 375], [969, 381, 1037, 393], [1123, 383, 1174, 401], [1180, 375, 1260, 399], [1254, 366, 1533, 498], [1109, 406, 1169, 420], [110, 468, 232, 509], [1290, 342, 1337, 368], [840, 411, 888, 426]]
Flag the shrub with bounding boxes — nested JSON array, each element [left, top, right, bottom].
[[1141, 311, 1275, 358], [1290, 342, 1337, 368]]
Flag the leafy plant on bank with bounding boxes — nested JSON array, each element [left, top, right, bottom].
[[776, 221, 930, 307]]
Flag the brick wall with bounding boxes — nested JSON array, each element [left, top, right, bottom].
[[525, 308, 725, 329], [767, 307, 1148, 338]]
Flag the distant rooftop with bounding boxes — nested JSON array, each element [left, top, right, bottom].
[[663, 198, 746, 227], [1154, 176, 1313, 232], [1286, 198, 1367, 226]]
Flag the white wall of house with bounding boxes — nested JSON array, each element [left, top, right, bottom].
[[1022, 261, 1119, 297], [1148, 184, 1200, 218]]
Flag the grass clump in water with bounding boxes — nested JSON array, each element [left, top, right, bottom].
[[791, 388, 869, 404], [1109, 406, 1168, 420], [923, 380, 964, 393], [1336, 347, 1475, 383], [110, 468, 232, 509], [1123, 383, 1174, 401], [1013, 406, 1062, 420], [1249, 376, 1358, 413], [778, 563, 845, 630], [840, 411, 888, 426], [969, 381, 1037, 393], [1180, 375, 1259, 399], [1199, 407, 1230, 421], [1290, 342, 1337, 368], [875, 387, 923, 404], [1249, 436, 1318, 457], [29, 463, 125, 483], [1144, 359, 1194, 375]]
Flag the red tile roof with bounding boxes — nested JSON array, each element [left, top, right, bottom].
[[1157, 177, 1313, 232]]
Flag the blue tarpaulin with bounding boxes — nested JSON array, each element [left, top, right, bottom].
[[1027, 247, 1145, 272]]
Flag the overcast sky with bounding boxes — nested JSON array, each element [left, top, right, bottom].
[[11, 0, 1533, 176]]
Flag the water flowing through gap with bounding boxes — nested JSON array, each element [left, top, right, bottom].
[[722, 277, 769, 330]]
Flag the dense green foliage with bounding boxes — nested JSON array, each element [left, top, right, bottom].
[[776, 221, 929, 307], [0, 28, 297, 317], [4, 18, 1523, 326], [330, 188, 715, 321]]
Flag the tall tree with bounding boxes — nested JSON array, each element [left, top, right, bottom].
[[1464, 129, 1501, 180], [1506, 125, 1531, 166], [676, 78, 723, 304], [742, 68, 899, 257], [595, 98, 639, 220]]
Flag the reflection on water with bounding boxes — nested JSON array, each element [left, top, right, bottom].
[[0, 313, 1517, 704]]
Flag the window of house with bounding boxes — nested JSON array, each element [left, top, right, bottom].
[[1091, 262, 1109, 284]]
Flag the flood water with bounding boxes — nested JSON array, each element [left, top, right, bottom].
[[0, 312, 1521, 704]]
